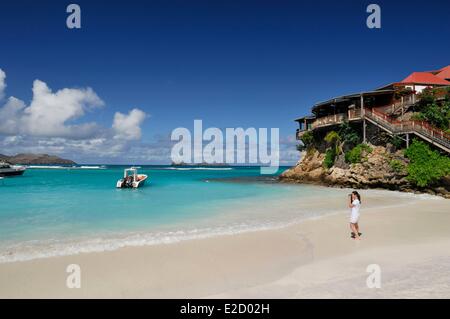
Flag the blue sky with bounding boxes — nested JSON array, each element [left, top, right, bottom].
[[0, 0, 449, 164]]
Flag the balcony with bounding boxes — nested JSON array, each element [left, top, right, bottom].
[[295, 109, 362, 140], [312, 109, 362, 129]]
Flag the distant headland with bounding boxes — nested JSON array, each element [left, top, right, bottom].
[[0, 154, 76, 165]]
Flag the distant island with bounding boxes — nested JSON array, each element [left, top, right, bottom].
[[0, 154, 76, 165]]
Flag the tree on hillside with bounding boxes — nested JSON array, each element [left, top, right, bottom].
[[404, 140, 450, 187], [414, 88, 450, 131]]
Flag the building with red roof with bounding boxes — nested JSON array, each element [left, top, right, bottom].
[[400, 72, 450, 86], [378, 67, 450, 93], [295, 65, 450, 153], [435, 65, 450, 81], [396, 71, 450, 94]]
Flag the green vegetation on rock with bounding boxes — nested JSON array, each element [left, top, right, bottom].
[[345, 144, 373, 164], [297, 131, 314, 152], [414, 87, 450, 131], [389, 159, 406, 173], [338, 121, 360, 147], [324, 148, 337, 169], [323, 130, 342, 168], [404, 140, 450, 187], [324, 131, 341, 153], [389, 135, 403, 150]]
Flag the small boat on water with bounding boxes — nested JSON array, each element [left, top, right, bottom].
[[116, 167, 148, 188], [0, 162, 26, 177]]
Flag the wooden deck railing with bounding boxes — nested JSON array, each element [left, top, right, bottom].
[[377, 94, 416, 116], [297, 101, 450, 152], [365, 108, 450, 149], [349, 108, 362, 119], [312, 114, 346, 129], [311, 109, 362, 129], [299, 107, 449, 150]]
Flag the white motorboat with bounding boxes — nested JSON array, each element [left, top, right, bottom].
[[116, 167, 148, 188], [0, 162, 26, 177]]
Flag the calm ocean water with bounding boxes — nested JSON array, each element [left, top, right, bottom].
[[0, 165, 385, 262]]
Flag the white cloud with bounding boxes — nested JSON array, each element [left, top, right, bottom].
[[0, 69, 6, 101], [0, 77, 105, 138], [0, 68, 150, 162], [113, 108, 147, 140], [22, 79, 105, 138], [279, 134, 300, 165], [0, 69, 298, 165], [0, 97, 26, 135]]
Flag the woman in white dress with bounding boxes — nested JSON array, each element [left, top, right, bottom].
[[349, 191, 362, 240]]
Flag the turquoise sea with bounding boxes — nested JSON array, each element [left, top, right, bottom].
[[0, 165, 356, 262]]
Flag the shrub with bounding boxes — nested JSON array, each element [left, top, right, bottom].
[[345, 147, 360, 164], [296, 143, 306, 152], [414, 88, 450, 131], [390, 135, 403, 150], [324, 148, 336, 169], [301, 130, 314, 144], [325, 131, 342, 156], [297, 131, 314, 152], [306, 146, 316, 157], [361, 144, 373, 153], [404, 140, 450, 187], [411, 113, 425, 121], [390, 159, 405, 173], [338, 122, 360, 147], [416, 89, 437, 111], [395, 87, 414, 99], [345, 144, 373, 164], [420, 103, 449, 130], [325, 131, 340, 145]]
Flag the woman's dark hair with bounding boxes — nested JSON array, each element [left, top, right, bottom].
[[352, 191, 361, 203]]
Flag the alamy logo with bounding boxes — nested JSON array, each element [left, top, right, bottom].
[[66, 4, 81, 29], [366, 4, 381, 29], [366, 264, 381, 289], [171, 120, 279, 174], [66, 264, 81, 289]]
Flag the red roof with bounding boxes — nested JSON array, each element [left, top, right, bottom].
[[401, 72, 450, 85], [436, 65, 450, 80]]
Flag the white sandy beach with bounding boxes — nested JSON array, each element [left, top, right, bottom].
[[0, 190, 449, 299]]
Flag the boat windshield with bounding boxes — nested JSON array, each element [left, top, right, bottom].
[[124, 169, 137, 177]]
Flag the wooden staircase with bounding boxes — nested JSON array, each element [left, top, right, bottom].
[[382, 95, 416, 117], [364, 108, 450, 154]]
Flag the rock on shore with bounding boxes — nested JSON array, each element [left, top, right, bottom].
[[280, 146, 450, 198]]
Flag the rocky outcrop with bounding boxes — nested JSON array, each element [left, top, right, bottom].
[[0, 153, 76, 165], [280, 146, 450, 198], [281, 150, 327, 184]]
